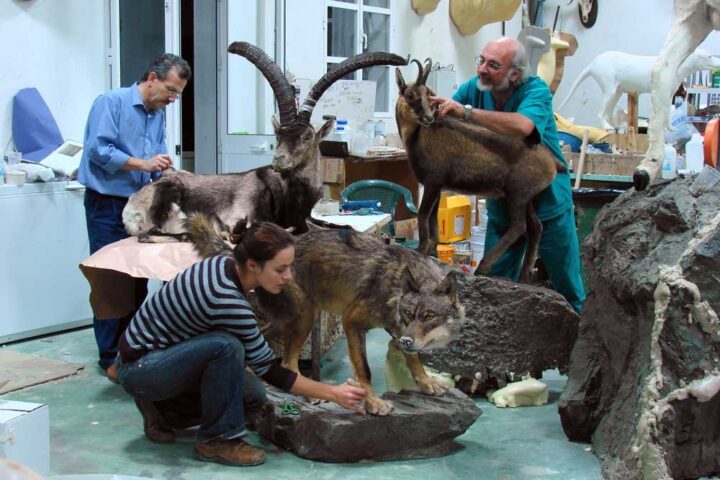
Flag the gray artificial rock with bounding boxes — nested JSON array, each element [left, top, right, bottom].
[[420, 272, 579, 394], [558, 175, 720, 480], [251, 387, 481, 462]]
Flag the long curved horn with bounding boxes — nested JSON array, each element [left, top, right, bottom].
[[228, 41, 297, 127], [422, 58, 433, 85], [297, 52, 408, 123], [412, 59, 424, 85]]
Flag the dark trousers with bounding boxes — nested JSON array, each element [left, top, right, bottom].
[[84, 189, 147, 369], [116, 331, 268, 442]]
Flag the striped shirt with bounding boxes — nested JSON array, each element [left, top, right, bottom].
[[119, 255, 295, 388]]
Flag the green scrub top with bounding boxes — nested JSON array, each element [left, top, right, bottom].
[[452, 75, 572, 227]]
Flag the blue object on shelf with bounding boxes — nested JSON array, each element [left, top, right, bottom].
[[558, 132, 582, 153], [591, 142, 611, 153], [342, 199, 381, 211]]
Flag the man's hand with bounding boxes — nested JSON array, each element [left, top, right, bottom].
[[430, 96, 463, 119], [144, 154, 173, 172]]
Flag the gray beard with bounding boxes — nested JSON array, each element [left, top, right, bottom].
[[477, 72, 513, 94]]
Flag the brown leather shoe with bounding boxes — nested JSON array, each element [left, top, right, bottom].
[[105, 363, 119, 383], [194, 438, 266, 466], [135, 399, 175, 444]]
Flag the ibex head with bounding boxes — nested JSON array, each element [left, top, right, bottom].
[[395, 58, 436, 127], [229, 42, 407, 173]]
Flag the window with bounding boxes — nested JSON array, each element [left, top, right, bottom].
[[326, 0, 392, 114]]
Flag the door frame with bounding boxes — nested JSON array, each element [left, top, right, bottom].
[[108, 0, 184, 169]]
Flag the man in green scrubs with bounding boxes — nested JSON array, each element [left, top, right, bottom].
[[432, 37, 585, 313]]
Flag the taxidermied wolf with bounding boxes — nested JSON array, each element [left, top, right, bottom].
[[186, 214, 465, 416], [123, 42, 407, 242]]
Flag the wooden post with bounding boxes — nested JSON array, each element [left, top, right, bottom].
[[627, 92, 639, 133], [574, 129, 590, 189]]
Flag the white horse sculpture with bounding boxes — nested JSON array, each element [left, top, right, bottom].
[[634, 0, 720, 191], [557, 49, 720, 130]]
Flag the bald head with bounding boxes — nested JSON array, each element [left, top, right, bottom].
[[479, 37, 529, 89]]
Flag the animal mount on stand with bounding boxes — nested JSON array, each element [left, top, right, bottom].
[[122, 43, 406, 241], [395, 59, 566, 282], [635, 0, 720, 191], [537, 31, 577, 94]]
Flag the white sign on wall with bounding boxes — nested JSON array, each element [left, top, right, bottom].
[[296, 79, 376, 124]]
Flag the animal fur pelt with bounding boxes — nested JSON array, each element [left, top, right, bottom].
[[186, 214, 465, 416]]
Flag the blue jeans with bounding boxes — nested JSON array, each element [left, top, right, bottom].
[[116, 331, 268, 442], [84, 189, 147, 370], [485, 207, 586, 313]]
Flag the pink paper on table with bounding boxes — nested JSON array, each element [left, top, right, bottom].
[[79, 237, 202, 319]]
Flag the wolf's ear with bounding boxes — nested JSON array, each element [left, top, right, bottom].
[[400, 266, 420, 293], [435, 270, 459, 300]]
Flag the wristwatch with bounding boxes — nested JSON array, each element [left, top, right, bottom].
[[463, 104, 473, 121]]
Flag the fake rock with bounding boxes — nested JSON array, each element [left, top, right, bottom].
[[251, 387, 481, 462], [558, 175, 720, 480]]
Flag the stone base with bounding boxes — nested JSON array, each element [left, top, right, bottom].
[[251, 387, 481, 462]]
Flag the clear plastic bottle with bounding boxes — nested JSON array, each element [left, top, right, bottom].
[[662, 144, 677, 179], [686, 133, 704, 173]]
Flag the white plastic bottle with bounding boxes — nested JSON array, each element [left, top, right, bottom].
[[662, 144, 677, 179], [686, 133, 705, 173]]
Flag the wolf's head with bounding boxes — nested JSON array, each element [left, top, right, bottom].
[[387, 267, 464, 353]]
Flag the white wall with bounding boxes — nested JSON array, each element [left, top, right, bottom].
[[0, 0, 108, 156]]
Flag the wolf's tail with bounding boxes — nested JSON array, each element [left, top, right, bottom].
[[184, 213, 232, 258]]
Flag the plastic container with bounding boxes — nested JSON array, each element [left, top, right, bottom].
[[470, 225, 487, 269], [5, 169, 27, 186], [689, 165, 720, 197], [686, 133, 705, 173], [436, 244, 455, 264], [662, 144, 678, 179], [437, 193, 471, 243]]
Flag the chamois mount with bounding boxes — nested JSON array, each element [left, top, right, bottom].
[[123, 42, 407, 242], [395, 58, 565, 282]]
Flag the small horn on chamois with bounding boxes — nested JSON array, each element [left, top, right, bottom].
[[297, 52, 407, 124], [422, 58, 433, 85], [412, 59, 424, 85], [228, 41, 297, 127]]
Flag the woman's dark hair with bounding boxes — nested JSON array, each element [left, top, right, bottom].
[[231, 221, 295, 269], [140, 53, 192, 82]]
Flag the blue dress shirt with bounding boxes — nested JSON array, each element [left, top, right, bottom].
[[78, 84, 165, 197]]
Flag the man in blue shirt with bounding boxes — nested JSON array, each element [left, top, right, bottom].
[[432, 38, 584, 313], [78, 53, 192, 380]]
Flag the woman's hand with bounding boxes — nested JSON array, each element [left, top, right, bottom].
[[330, 379, 367, 415]]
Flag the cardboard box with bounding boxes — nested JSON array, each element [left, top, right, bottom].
[[0, 400, 49, 476]]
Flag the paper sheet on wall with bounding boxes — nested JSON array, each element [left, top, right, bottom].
[[296, 79, 376, 124]]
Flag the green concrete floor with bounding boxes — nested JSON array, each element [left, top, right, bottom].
[[2, 327, 601, 479]]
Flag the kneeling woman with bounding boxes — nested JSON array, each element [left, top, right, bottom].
[[115, 222, 366, 467]]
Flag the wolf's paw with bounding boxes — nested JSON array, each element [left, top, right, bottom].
[[365, 395, 393, 416], [417, 376, 448, 396]]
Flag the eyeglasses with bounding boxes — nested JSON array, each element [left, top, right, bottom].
[[161, 81, 183, 98], [475, 55, 505, 73]]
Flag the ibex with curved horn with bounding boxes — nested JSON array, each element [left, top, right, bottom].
[[123, 42, 407, 241], [395, 58, 565, 281]]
